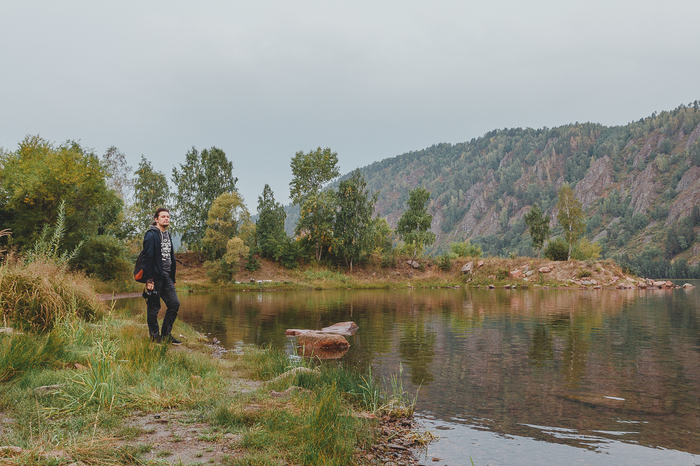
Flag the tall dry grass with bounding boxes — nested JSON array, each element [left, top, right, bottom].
[[0, 258, 103, 332]]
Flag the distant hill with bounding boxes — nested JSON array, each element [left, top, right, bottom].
[[286, 102, 700, 278]]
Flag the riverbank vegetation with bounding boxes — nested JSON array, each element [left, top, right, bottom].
[[0, 256, 427, 465]]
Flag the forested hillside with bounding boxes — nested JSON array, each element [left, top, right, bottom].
[[321, 102, 700, 277]]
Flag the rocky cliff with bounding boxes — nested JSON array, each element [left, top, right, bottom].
[[354, 102, 700, 267]]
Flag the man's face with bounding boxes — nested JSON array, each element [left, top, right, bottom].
[[156, 211, 170, 228]]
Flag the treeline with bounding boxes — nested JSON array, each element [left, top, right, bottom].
[[0, 140, 441, 283]]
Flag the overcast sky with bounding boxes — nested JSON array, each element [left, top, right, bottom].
[[2, 1, 699, 206]]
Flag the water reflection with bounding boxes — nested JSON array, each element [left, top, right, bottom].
[[115, 285, 700, 462]]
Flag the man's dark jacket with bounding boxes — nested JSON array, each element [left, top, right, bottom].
[[142, 227, 176, 282]]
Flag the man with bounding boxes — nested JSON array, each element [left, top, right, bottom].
[[141, 207, 181, 345]]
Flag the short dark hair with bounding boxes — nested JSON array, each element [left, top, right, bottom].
[[154, 207, 170, 219]]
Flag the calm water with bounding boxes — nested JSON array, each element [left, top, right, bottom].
[[115, 284, 700, 465]]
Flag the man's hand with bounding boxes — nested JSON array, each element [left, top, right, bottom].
[[146, 280, 154, 291]]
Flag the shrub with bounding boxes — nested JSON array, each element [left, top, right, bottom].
[[437, 254, 452, 271], [571, 238, 601, 261], [495, 268, 509, 280], [543, 238, 569, 261], [380, 253, 397, 269], [245, 254, 261, 272], [71, 235, 132, 282], [575, 269, 593, 279], [450, 241, 482, 258]]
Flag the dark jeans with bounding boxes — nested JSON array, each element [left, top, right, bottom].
[[146, 275, 180, 338]]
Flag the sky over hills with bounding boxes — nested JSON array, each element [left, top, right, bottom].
[[1, 1, 699, 205]]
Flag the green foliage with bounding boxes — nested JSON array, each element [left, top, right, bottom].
[[172, 146, 237, 250], [71, 234, 131, 282], [575, 269, 592, 279], [256, 184, 288, 261], [0, 136, 120, 252], [544, 237, 569, 261], [332, 170, 378, 269], [396, 187, 435, 261], [25, 201, 82, 267], [289, 147, 340, 206], [556, 184, 585, 260], [571, 238, 601, 261], [201, 192, 250, 260], [437, 254, 452, 271], [0, 332, 66, 382], [495, 268, 509, 280], [245, 254, 261, 272], [664, 217, 695, 259], [290, 147, 340, 262], [132, 155, 170, 231], [380, 252, 397, 268], [449, 240, 482, 258], [524, 203, 550, 257], [297, 190, 337, 262]]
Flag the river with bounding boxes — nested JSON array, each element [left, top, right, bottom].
[[115, 282, 700, 465]]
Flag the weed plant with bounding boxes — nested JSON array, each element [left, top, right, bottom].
[[0, 259, 103, 332]]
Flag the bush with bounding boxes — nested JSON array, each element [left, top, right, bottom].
[[543, 238, 569, 261], [495, 268, 509, 280], [71, 235, 132, 282], [204, 258, 234, 283], [437, 254, 452, 271], [380, 253, 397, 269], [245, 254, 261, 272], [571, 238, 601, 261], [450, 241, 482, 258]]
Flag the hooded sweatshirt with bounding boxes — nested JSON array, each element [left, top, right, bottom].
[[142, 225, 176, 282]]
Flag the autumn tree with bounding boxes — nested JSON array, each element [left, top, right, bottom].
[[289, 147, 340, 261], [556, 184, 584, 260], [524, 203, 550, 257], [255, 184, 288, 261], [333, 170, 378, 270], [396, 187, 435, 262], [172, 146, 237, 250]]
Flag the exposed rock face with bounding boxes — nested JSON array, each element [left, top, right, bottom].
[[574, 156, 614, 209], [509, 270, 522, 278], [407, 260, 420, 269], [459, 177, 498, 235], [632, 139, 654, 167], [539, 266, 551, 273], [685, 122, 700, 150], [675, 166, 700, 192], [667, 167, 700, 224], [461, 262, 473, 274], [629, 164, 663, 213]]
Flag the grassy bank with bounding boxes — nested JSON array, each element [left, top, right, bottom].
[[0, 259, 424, 465], [160, 253, 639, 294]]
